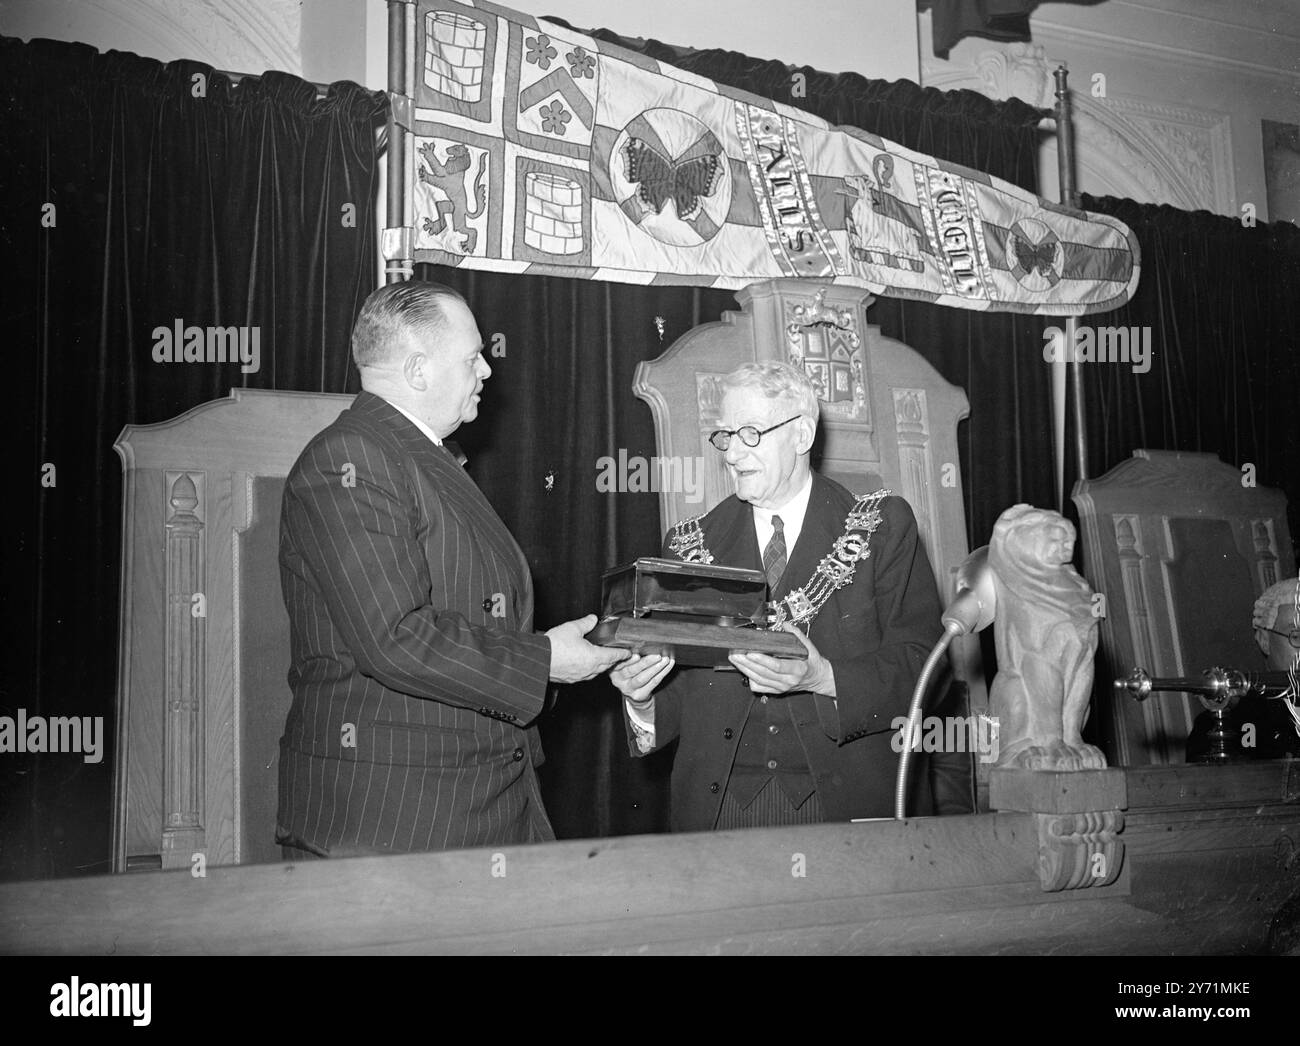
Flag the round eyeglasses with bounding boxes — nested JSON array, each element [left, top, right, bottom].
[[708, 414, 801, 452], [1261, 626, 1300, 649]]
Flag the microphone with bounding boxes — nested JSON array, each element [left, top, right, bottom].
[[896, 546, 996, 820], [941, 546, 995, 636]]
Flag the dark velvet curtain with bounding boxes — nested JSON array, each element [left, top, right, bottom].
[[1070, 195, 1300, 545], [0, 37, 386, 881], [422, 32, 1056, 840]]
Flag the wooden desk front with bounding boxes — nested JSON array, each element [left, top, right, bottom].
[[2, 761, 1297, 955]]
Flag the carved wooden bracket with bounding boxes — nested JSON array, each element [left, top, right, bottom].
[[1035, 810, 1124, 891], [991, 767, 1128, 892]]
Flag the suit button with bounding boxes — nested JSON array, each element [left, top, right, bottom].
[[482, 598, 494, 612], [767, 760, 778, 770], [723, 728, 734, 740], [768, 724, 779, 734], [709, 782, 719, 793], [513, 747, 524, 761], [760, 696, 768, 704]]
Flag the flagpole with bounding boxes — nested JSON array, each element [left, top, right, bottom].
[[385, 1, 409, 284], [1054, 66, 1088, 505]]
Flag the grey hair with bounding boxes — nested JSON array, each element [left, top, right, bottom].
[[1253, 576, 1300, 654], [718, 361, 820, 423], [351, 281, 468, 369]]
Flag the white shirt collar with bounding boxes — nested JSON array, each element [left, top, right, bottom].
[[750, 471, 814, 554], [385, 399, 443, 447]]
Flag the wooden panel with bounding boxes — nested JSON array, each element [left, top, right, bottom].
[[1073, 450, 1295, 767], [1126, 761, 1300, 809], [115, 389, 355, 473], [115, 468, 167, 864], [0, 814, 1049, 955], [113, 389, 352, 871], [238, 475, 296, 865], [204, 471, 236, 868], [9, 761, 1298, 955]]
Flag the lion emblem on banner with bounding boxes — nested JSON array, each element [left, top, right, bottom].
[[416, 140, 488, 255]]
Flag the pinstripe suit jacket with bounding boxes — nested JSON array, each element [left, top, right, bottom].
[[276, 390, 554, 855]]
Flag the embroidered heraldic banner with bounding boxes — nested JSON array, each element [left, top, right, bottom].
[[410, 0, 1140, 316]]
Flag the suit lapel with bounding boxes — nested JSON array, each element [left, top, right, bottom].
[[706, 497, 761, 573]]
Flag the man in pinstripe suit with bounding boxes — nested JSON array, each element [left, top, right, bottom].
[[276, 281, 626, 858]]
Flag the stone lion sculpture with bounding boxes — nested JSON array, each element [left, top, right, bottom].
[[989, 504, 1106, 771]]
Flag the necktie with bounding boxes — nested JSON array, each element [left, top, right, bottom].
[[763, 514, 787, 592]]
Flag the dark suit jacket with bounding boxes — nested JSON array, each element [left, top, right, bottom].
[[277, 391, 554, 855], [627, 472, 943, 831]]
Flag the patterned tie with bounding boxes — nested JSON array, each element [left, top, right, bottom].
[[763, 514, 787, 593]]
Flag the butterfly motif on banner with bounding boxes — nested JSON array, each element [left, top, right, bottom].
[[1007, 218, 1063, 289], [610, 108, 733, 247], [1012, 235, 1059, 278], [623, 137, 723, 222]]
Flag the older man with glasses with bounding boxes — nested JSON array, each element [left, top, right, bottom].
[[611, 360, 947, 830]]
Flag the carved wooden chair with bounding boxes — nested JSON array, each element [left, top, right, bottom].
[[635, 278, 985, 809], [112, 390, 351, 870], [1072, 450, 1296, 766]]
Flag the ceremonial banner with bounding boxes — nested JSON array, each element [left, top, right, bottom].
[[409, 0, 1140, 315]]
